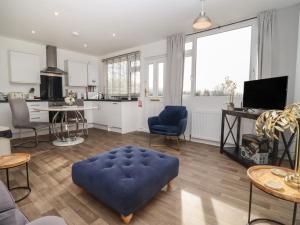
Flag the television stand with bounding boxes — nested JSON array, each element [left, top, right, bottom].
[[220, 109, 279, 167]]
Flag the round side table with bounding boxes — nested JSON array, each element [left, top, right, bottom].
[[0, 153, 31, 202], [247, 165, 300, 225]]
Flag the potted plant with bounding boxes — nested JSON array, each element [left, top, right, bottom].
[[256, 103, 300, 188], [65, 91, 76, 106], [222, 76, 237, 110]]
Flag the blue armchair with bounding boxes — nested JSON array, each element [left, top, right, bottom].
[[148, 106, 188, 149]]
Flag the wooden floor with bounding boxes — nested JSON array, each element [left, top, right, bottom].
[[1, 128, 298, 225]]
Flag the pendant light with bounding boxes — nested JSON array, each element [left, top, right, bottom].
[[193, 0, 212, 30]]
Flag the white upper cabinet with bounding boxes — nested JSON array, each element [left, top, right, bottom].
[[9, 51, 40, 84], [87, 62, 99, 86], [65, 60, 88, 87]]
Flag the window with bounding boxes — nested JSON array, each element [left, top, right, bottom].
[[183, 56, 192, 95], [195, 26, 252, 96], [183, 41, 193, 95], [146, 58, 165, 97], [105, 52, 140, 97]]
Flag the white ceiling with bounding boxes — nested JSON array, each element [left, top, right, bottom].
[[0, 0, 299, 56]]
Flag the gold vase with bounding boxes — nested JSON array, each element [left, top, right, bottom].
[[284, 125, 300, 188]]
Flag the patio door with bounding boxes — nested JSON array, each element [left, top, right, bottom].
[[143, 56, 166, 131]]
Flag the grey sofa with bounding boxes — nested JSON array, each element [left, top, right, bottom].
[[0, 181, 66, 225]]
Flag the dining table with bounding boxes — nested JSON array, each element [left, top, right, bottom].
[[33, 105, 97, 147]]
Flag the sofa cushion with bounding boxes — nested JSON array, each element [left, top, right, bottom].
[[72, 146, 179, 216], [0, 208, 29, 225], [0, 181, 15, 213], [27, 216, 66, 225]]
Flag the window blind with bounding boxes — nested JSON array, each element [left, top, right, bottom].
[[104, 51, 140, 97]]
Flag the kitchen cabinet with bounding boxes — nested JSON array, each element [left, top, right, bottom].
[[87, 63, 99, 86], [93, 101, 138, 134], [9, 51, 40, 84], [27, 102, 49, 123], [65, 60, 88, 87]]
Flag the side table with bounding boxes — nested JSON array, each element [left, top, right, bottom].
[[0, 153, 31, 202], [247, 165, 300, 225]]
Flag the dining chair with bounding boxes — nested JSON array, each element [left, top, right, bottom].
[[8, 98, 51, 148]]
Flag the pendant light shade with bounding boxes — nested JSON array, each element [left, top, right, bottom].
[[193, 0, 212, 30]]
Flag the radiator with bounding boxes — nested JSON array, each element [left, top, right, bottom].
[[191, 110, 255, 144], [191, 111, 221, 142]]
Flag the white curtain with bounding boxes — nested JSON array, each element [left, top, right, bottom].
[[257, 10, 276, 79], [164, 33, 185, 105]]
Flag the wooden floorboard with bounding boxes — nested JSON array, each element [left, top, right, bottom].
[[0, 128, 298, 225]]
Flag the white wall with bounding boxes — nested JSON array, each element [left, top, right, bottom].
[[0, 35, 99, 97], [294, 11, 300, 102], [272, 4, 300, 104]]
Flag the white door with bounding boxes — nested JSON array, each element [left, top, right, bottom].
[[143, 57, 166, 131]]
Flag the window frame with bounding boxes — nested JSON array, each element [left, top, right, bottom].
[[145, 56, 166, 98], [185, 18, 258, 96]]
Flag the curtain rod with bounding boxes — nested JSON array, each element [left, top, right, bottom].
[[102, 51, 140, 62], [186, 16, 257, 36]]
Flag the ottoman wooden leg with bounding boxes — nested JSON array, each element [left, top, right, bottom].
[[121, 213, 133, 224], [167, 180, 174, 191]]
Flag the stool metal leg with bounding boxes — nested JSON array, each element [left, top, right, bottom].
[[292, 203, 297, 225], [6, 168, 9, 189], [248, 182, 252, 224]]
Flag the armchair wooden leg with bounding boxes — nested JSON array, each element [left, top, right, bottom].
[[149, 133, 152, 146], [176, 137, 180, 151], [121, 214, 133, 224]]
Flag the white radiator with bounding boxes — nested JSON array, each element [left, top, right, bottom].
[[191, 110, 256, 145], [191, 111, 222, 142]]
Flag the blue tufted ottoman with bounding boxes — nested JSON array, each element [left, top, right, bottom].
[[72, 146, 179, 223]]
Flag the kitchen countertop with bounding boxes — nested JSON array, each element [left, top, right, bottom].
[[0, 98, 138, 103]]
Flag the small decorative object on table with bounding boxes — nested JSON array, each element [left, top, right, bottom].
[[221, 76, 237, 110], [64, 91, 76, 106], [241, 134, 269, 164], [256, 103, 300, 188]]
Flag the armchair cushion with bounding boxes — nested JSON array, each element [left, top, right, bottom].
[[151, 125, 179, 135]]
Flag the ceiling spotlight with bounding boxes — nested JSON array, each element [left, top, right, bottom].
[[54, 11, 59, 16], [31, 30, 36, 34], [193, 0, 212, 30], [112, 33, 116, 37], [72, 31, 79, 37], [83, 44, 88, 48]]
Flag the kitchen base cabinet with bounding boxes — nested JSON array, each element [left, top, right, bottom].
[[93, 101, 138, 134]]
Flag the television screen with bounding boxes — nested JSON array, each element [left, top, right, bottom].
[[243, 76, 288, 110]]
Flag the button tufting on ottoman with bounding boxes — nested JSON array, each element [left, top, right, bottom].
[[72, 146, 179, 223]]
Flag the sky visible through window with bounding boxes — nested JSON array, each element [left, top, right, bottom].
[[195, 26, 252, 96]]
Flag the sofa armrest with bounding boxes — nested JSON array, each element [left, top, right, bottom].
[[178, 118, 187, 136], [0, 181, 15, 213], [148, 116, 160, 130], [27, 216, 67, 225]]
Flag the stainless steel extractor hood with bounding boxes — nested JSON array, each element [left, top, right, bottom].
[[40, 45, 66, 75]]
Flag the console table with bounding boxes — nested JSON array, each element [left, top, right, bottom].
[[220, 109, 280, 167]]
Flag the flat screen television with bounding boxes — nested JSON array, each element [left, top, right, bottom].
[[243, 76, 288, 110]]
